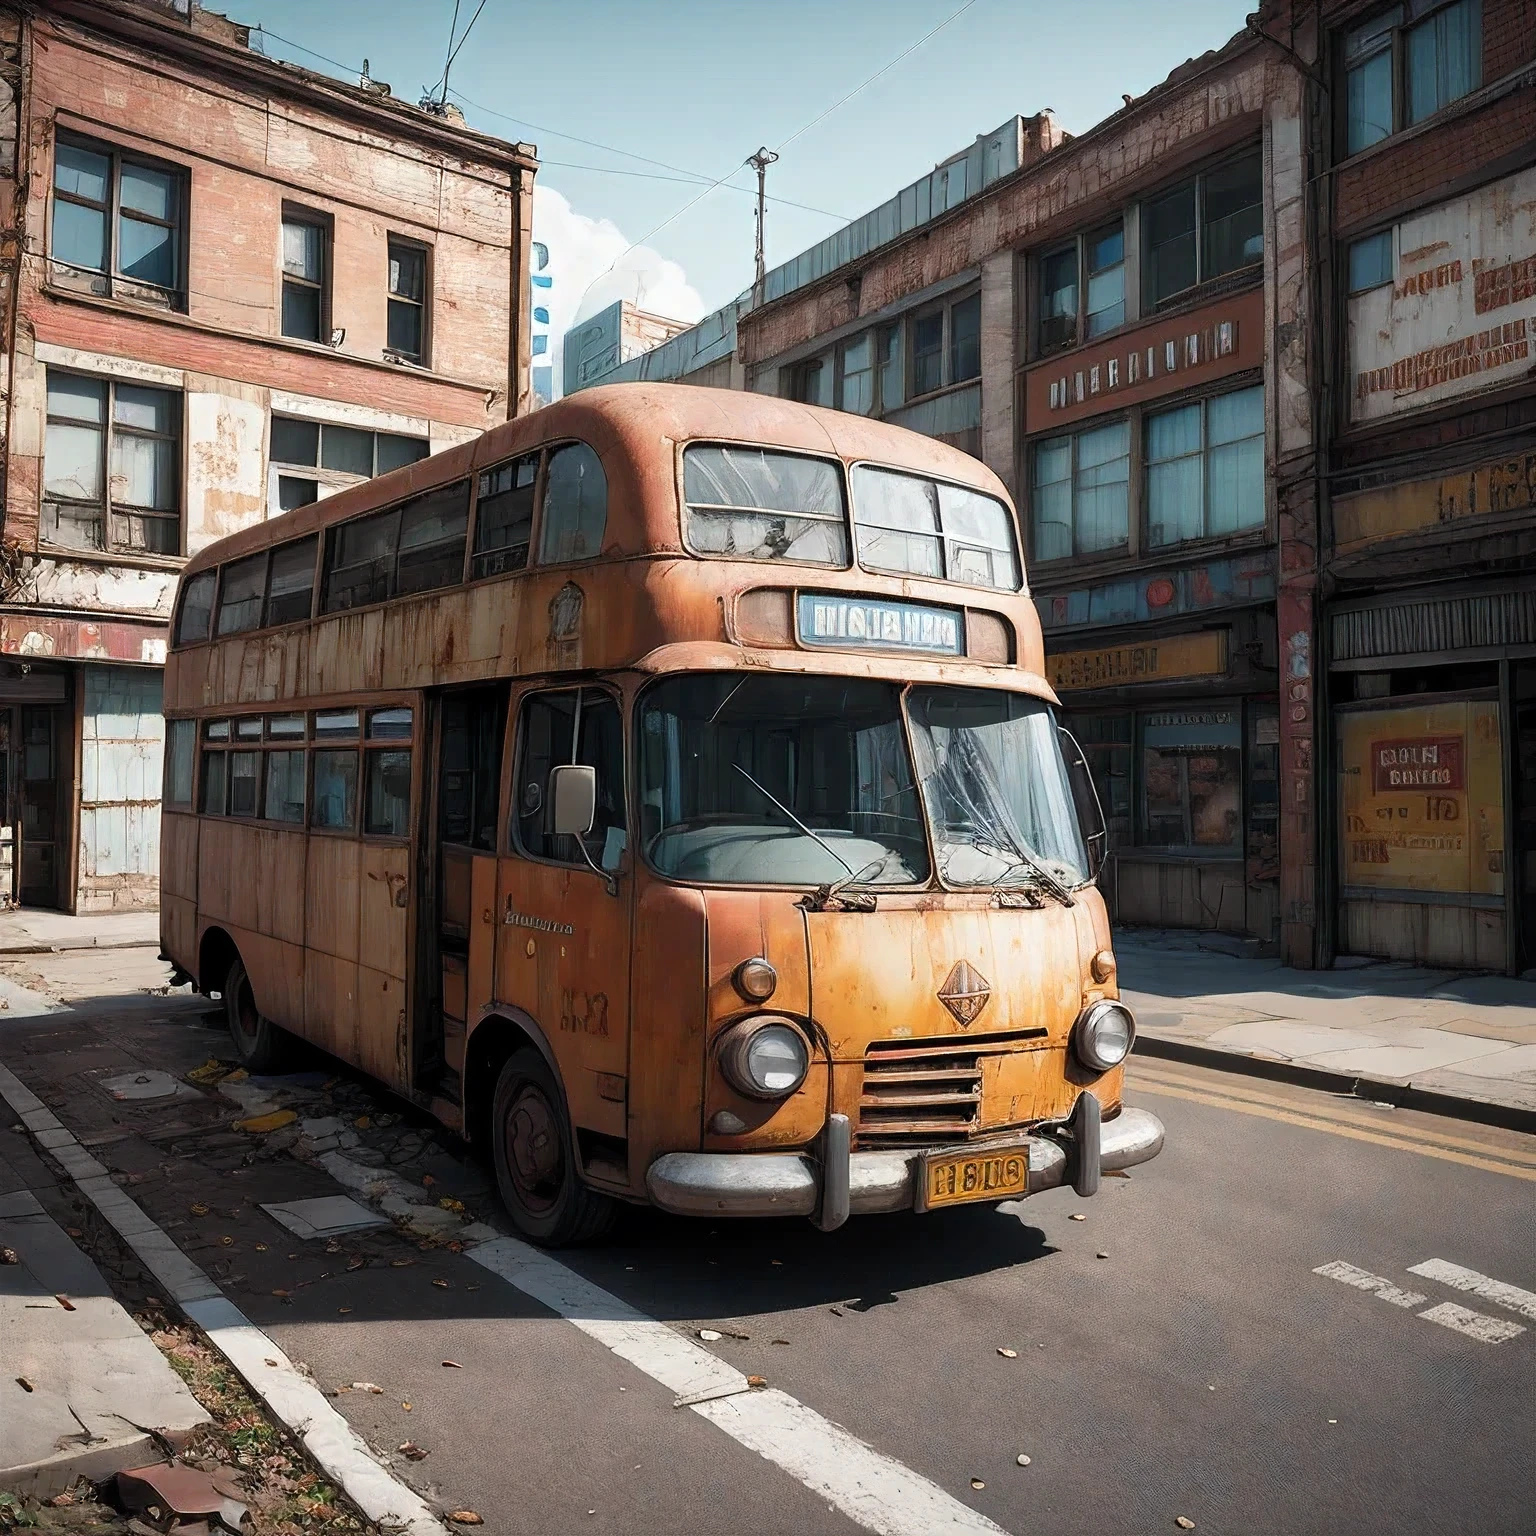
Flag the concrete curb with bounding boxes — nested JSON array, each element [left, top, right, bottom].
[[1134, 1034, 1536, 1136], [0, 1060, 449, 1535]]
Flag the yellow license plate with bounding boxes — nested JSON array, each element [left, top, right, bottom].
[[920, 1146, 1030, 1211]]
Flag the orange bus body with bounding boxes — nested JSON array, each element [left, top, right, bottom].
[[161, 383, 1162, 1243]]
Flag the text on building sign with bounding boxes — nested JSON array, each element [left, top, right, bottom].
[[1048, 320, 1237, 410]]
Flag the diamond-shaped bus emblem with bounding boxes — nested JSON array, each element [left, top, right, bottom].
[[937, 960, 991, 1027]]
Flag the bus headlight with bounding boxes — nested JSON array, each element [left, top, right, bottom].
[[1073, 1000, 1135, 1072], [717, 1016, 810, 1100]]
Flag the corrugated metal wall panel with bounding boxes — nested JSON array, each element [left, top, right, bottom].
[[1331, 589, 1536, 661]]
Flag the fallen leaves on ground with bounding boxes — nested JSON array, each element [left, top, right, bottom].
[[997, 1347, 1017, 1358], [446, 1513, 483, 1527], [396, 1443, 427, 1461]]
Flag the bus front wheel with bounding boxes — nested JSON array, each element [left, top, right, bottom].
[[492, 1048, 617, 1246], [224, 955, 287, 1074]]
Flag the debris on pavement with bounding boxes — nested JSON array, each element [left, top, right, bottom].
[[697, 1328, 722, 1341], [445, 1514, 482, 1527], [1016, 1454, 1031, 1466], [997, 1347, 1017, 1358], [1176, 1520, 1196, 1531], [970, 1478, 985, 1490], [117, 1461, 249, 1532], [395, 1443, 427, 1462]]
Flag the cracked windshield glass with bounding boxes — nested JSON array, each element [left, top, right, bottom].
[[906, 685, 1089, 891]]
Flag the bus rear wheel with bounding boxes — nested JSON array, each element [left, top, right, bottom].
[[492, 1048, 617, 1246], [224, 955, 287, 1074]]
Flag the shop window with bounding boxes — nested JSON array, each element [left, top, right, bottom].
[[1345, 1, 1481, 155], [473, 452, 539, 578], [1031, 421, 1130, 563], [386, 236, 429, 362], [514, 688, 627, 870], [1144, 151, 1263, 308], [1139, 708, 1243, 851], [44, 372, 181, 556], [684, 445, 847, 566], [537, 443, 608, 564], [1073, 712, 1133, 846], [1247, 705, 1280, 879], [51, 133, 185, 306], [1146, 385, 1264, 548]]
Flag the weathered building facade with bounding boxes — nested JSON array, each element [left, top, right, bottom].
[[0, 0, 536, 910], [1260, 0, 1536, 973]]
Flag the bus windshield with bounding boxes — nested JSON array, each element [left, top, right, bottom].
[[638, 675, 1088, 892]]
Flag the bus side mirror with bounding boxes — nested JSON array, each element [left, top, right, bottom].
[[1058, 726, 1107, 882], [550, 764, 596, 837]]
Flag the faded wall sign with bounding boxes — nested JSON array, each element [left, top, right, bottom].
[[1037, 550, 1275, 633], [1347, 165, 1536, 424], [1025, 289, 1264, 429], [1046, 630, 1227, 691], [1338, 701, 1503, 896], [1334, 449, 1536, 552]]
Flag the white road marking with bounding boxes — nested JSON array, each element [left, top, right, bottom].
[[1416, 1302, 1526, 1344], [1407, 1259, 1536, 1321], [1313, 1260, 1427, 1308], [469, 1236, 1010, 1536]]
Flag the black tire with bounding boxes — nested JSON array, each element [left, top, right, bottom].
[[491, 1047, 617, 1246], [224, 955, 287, 1074]]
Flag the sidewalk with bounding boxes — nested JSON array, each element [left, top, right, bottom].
[[0, 1127, 209, 1498], [0, 908, 158, 955], [1118, 927, 1536, 1123]]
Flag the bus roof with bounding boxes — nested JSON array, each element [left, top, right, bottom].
[[179, 382, 1013, 580]]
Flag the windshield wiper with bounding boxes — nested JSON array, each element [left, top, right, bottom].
[[731, 765, 857, 880], [991, 851, 1075, 907]]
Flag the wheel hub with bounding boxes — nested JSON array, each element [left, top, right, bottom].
[[507, 1085, 562, 1211]]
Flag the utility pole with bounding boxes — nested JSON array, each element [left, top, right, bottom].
[[748, 147, 778, 304]]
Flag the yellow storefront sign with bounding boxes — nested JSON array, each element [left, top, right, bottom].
[[1337, 700, 1504, 896], [1047, 631, 1227, 692], [1334, 450, 1536, 553]]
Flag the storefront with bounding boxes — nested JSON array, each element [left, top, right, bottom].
[[1040, 566, 1280, 942], [1326, 583, 1536, 974]]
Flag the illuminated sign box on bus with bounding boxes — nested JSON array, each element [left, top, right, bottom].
[[796, 594, 964, 656]]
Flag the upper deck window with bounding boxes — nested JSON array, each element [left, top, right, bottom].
[[321, 480, 470, 613], [538, 443, 607, 565], [175, 570, 215, 646], [851, 466, 1020, 591], [473, 452, 539, 578], [683, 446, 847, 566]]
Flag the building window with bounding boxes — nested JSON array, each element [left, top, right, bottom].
[[1347, 230, 1394, 292], [949, 293, 981, 383], [1030, 421, 1130, 563], [281, 211, 328, 342], [269, 415, 428, 513], [1146, 385, 1264, 548], [789, 355, 832, 407], [912, 310, 945, 396], [878, 325, 903, 412], [1038, 224, 1125, 355], [1072, 712, 1132, 848], [43, 372, 180, 555], [1345, 1, 1481, 155], [51, 133, 185, 305], [387, 237, 428, 361], [840, 333, 875, 415], [1144, 151, 1262, 309]]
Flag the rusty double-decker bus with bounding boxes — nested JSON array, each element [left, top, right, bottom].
[[161, 383, 1163, 1244]]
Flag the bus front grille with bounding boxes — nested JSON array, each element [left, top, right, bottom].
[[857, 1038, 985, 1148]]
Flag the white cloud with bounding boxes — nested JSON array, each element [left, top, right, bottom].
[[533, 184, 706, 398]]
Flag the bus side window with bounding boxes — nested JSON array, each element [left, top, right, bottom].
[[537, 443, 607, 565], [514, 688, 626, 870]]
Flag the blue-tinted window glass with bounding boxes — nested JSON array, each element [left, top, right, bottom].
[[533, 306, 550, 324], [1348, 231, 1393, 293], [53, 201, 108, 272]]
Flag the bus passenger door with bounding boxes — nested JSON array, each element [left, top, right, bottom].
[[497, 687, 630, 1176], [420, 687, 506, 1102]]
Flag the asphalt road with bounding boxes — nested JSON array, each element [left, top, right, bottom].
[[2, 949, 1533, 1536]]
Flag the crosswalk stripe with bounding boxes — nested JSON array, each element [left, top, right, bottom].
[[1313, 1260, 1427, 1308], [468, 1235, 1011, 1536], [1417, 1302, 1526, 1344], [1407, 1258, 1536, 1321]]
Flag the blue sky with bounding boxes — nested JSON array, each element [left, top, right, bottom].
[[244, 0, 1253, 351]]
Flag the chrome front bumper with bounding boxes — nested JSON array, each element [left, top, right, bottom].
[[645, 1097, 1165, 1228]]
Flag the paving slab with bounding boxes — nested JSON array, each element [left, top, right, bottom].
[[0, 1144, 209, 1498]]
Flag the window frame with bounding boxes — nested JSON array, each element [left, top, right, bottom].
[[280, 205, 331, 344], [386, 234, 431, 365], [1141, 148, 1264, 312], [318, 478, 472, 616], [268, 414, 429, 516], [508, 684, 627, 872], [1340, 0, 1482, 158], [41, 368, 183, 559], [1036, 221, 1128, 357], [50, 130, 188, 309], [534, 439, 609, 569], [1143, 381, 1267, 551], [1028, 416, 1133, 566], [470, 449, 544, 582]]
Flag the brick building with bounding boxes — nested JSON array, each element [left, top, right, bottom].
[[1256, 0, 1536, 973], [0, 0, 536, 910]]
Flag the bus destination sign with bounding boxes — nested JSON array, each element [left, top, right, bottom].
[[797, 594, 964, 656]]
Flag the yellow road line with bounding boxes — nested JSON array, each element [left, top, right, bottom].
[[1134, 1079, 1536, 1182], [1131, 1062, 1536, 1166]]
